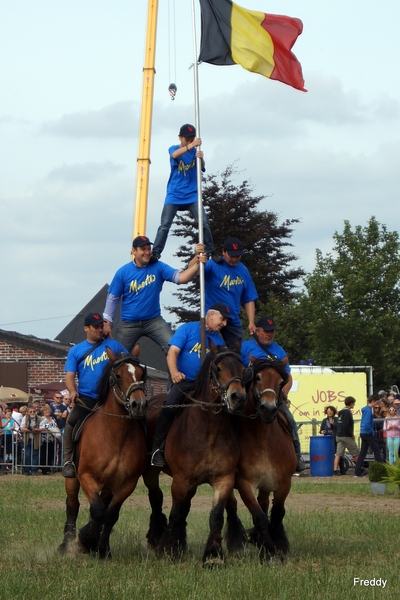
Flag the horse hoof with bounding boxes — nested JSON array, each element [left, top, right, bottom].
[[202, 557, 225, 569], [269, 554, 284, 567], [246, 527, 260, 546], [57, 542, 67, 555]]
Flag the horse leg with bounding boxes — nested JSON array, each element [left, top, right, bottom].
[[202, 479, 237, 566], [224, 492, 247, 554], [143, 467, 168, 549], [96, 477, 141, 560], [269, 482, 291, 556], [157, 480, 195, 559], [247, 488, 271, 545], [78, 491, 107, 555], [58, 477, 81, 554], [236, 475, 276, 561], [96, 498, 122, 560]]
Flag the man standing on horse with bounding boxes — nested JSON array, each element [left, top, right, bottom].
[[62, 312, 128, 478], [241, 316, 306, 473], [197, 237, 258, 347], [150, 123, 219, 263], [150, 303, 231, 467], [102, 236, 205, 355]]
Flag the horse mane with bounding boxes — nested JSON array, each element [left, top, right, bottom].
[[96, 358, 115, 404], [95, 353, 141, 404], [191, 351, 215, 399], [251, 358, 289, 386]]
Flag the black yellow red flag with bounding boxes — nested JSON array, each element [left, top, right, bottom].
[[198, 0, 306, 91]]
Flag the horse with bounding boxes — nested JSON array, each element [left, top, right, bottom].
[[58, 347, 148, 559], [144, 340, 248, 566], [226, 357, 297, 560]]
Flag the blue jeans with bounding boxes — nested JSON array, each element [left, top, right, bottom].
[[221, 324, 245, 348], [153, 202, 214, 257], [354, 433, 382, 475], [24, 440, 39, 474], [115, 315, 173, 354]]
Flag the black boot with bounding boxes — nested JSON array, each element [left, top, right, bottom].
[[293, 438, 306, 473], [61, 422, 76, 478], [151, 408, 178, 467]]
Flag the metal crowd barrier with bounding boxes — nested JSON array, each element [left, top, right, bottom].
[[1, 417, 398, 475], [0, 432, 64, 476]]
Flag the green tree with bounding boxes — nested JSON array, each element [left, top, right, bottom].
[[168, 165, 305, 322], [301, 217, 400, 388]]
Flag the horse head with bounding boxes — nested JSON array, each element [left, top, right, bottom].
[[208, 339, 247, 414], [107, 345, 149, 418], [249, 356, 288, 424]]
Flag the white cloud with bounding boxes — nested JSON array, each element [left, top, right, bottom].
[[40, 101, 139, 138], [47, 161, 126, 183]]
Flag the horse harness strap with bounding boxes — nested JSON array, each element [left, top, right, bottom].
[[108, 356, 147, 412], [209, 350, 245, 408], [151, 350, 244, 413]]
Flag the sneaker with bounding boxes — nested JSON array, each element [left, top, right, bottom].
[[149, 253, 159, 264], [62, 461, 76, 478], [333, 470, 341, 476], [209, 253, 222, 263], [353, 472, 367, 478], [151, 449, 166, 468]]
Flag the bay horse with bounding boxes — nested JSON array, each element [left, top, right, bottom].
[[144, 340, 248, 566], [226, 357, 297, 560], [58, 347, 148, 559]]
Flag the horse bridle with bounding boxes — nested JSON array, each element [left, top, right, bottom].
[[210, 349, 247, 406], [108, 355, 147, 412], [251, 360, 286, 404]]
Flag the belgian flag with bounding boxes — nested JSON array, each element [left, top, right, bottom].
[[198, 0, 306, 91]]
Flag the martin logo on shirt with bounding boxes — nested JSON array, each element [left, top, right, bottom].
[[84, 350, 109, 371], [178, 159, 195, 175], [190, 343, 211, 358], [220, 274, 244, 291], [129, 274, 156, 295]]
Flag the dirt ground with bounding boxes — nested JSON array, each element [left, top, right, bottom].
[[128, 474, 400, 514], [3, 472, 400, 514]]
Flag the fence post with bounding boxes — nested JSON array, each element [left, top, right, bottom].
[[311, 419, 318, 436]]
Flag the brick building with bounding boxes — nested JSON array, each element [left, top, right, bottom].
[[0, 328, 167, 400]]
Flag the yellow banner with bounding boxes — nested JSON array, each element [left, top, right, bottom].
[[289, 372, 367, 447]]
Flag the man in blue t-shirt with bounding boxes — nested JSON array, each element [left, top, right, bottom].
[[150, 303, 231, 468], [151, 123, 218, 261], [199, 237, 258, 347], [62, 312, 128, 478], [241, 316, 305, 473], [103, 235, 204, 356]]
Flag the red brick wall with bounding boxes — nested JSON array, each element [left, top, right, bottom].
[[0, 340, 65, 392], [0, 340, 167, 398]]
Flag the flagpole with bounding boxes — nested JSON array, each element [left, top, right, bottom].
[[190, 0, 206, 360]]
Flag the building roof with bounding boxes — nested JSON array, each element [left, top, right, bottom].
[[1, 285, 170, 373], [0, 328, 70, 358], [55, 284, 168, 372]]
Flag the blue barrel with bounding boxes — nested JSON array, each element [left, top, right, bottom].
[[309, 436, 335, 477]]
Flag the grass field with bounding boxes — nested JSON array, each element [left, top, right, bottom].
[[1, 474, 399, 600]]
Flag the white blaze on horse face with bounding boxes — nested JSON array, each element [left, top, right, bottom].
[[127, 363, 137, 383]]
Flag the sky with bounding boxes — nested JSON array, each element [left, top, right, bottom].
[[1, 0, 399, 340]]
